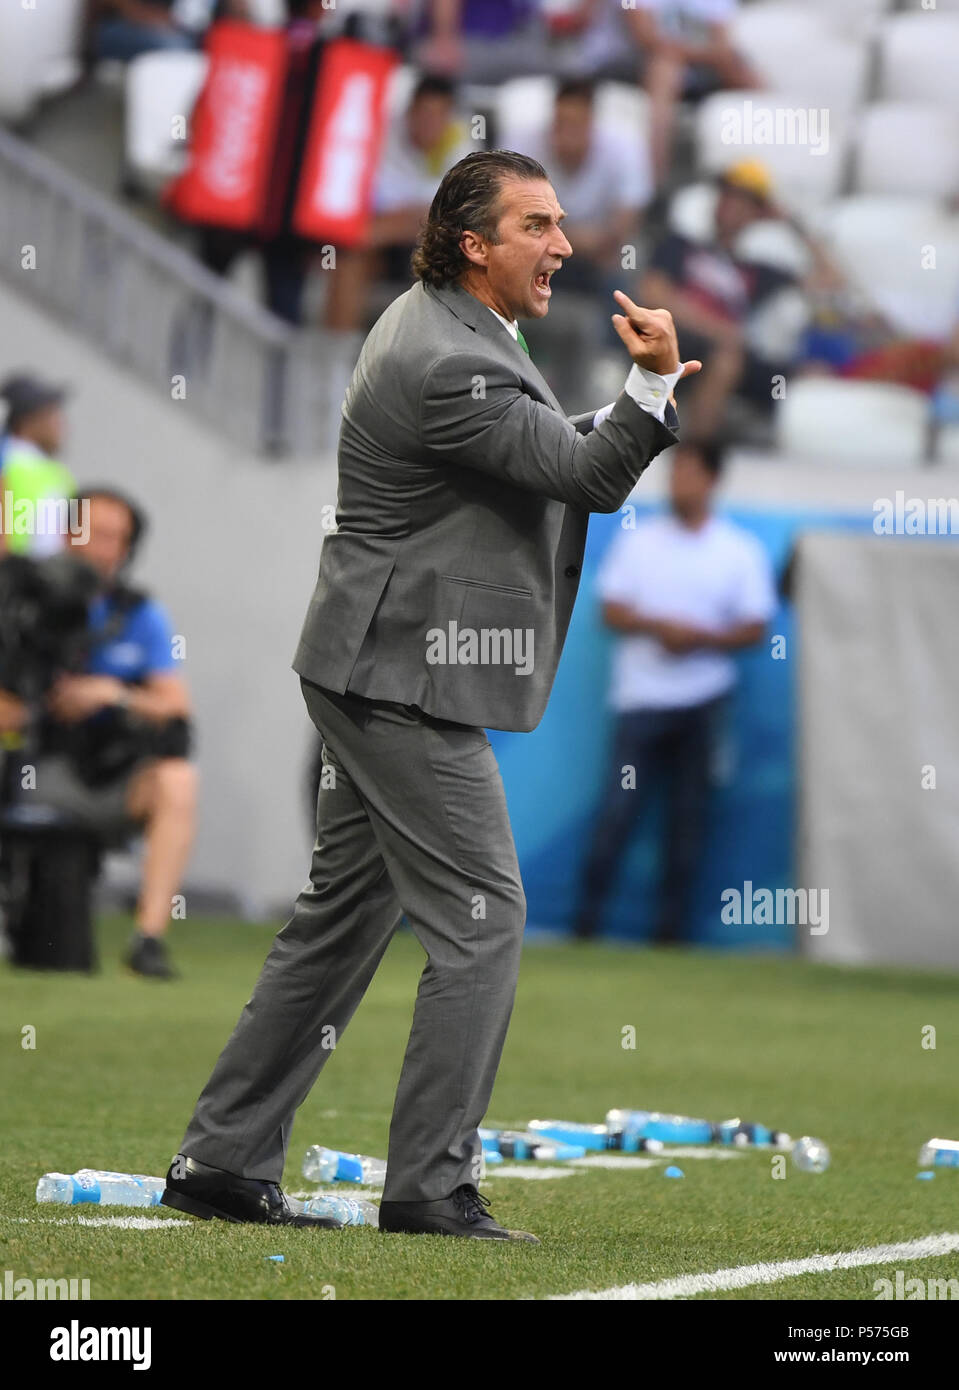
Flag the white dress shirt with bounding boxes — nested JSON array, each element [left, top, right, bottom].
[[486, 305, 682, 425], [597, 513, 778, 711]]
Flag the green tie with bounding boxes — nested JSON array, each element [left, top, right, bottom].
[[515, 326, 531, 357]]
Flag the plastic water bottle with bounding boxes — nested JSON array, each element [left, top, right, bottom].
[[479, 1128, 586, 1161], [36, 1170, 165, 1207], [529, 1118, 662, 1153], [792, 1136, 830, 1173], [606, 1109, 713, 1146], [527, 1119, 616, 1151], [302, 1146, 387, 1186], [300, 1193, 379, 1227], [715, 1119, 792, 1149], [918, 1138, 959, 1168]]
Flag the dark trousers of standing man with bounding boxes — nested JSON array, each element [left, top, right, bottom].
[[178, 679, 527, 1202], [573, 694, 728, 943]]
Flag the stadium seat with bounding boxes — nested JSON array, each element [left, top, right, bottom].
[[667, 182, 716, 243], [125, 50, 208, 193], [822, 196, 959, 340], [245, 0, 287, 24], [877, 13, 959, 107], [799, 0, 896, 36], [694, 91, 848, 214], [853, 103, 959, 200], [728, 11, 869, 121], [777, 379, 929, 467], [0, 0, 85, 123]]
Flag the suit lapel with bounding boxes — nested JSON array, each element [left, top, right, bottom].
[[424, 281, 566, 415]]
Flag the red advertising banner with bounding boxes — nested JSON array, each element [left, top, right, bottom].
[[165, 22, 289, 231], [291, 38, 398, 247]]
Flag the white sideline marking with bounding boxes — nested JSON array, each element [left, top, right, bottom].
[[553, 1232, 959, 1300], [485, 1165, 582, 1181], [570, 1156, 664, 1171], [658, 1146, 747, 1160], [16, 1215, 191, 1229]]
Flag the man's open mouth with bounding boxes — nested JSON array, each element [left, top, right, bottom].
[[533, 270, 553, 298]]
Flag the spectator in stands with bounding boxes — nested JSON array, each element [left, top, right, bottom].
[[501, 77, 652, 298], [624, 0, 759, 185], [33, 489, 197, 979], [572, 439, 776, 945], [94, 0, 251, 63], [0, 374, 75, 559], [324, 73, 475, 331], [640, 161, 802, 438], [415, 0, 549, 83]]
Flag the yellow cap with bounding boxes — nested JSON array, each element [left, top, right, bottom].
[[719, 159, 773, 201]]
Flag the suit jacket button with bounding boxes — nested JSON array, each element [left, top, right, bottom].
[[564, 564, 580, 578]]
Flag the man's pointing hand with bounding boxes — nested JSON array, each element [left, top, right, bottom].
[[610, 289, 702, 382]]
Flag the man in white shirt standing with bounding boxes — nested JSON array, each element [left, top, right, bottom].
[[573, 438, 776, 944]]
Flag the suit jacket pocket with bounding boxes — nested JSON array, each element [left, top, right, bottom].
[[441, 574, 533, 599]]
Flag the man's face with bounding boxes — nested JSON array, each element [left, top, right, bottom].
[[464, 177, 572, 321], [408, 93, 454, 152], [551, 96, 592, 169], [715, 185, 763, 242], [20, 403, 65, 456], [670, 449, 716, 516], [72, 496, 133, 580]]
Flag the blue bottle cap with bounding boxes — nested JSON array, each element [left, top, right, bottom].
[[266, 1254, 285, 1261], [916, 1171, 935, 1181], [664, 1165, 685, 1179]]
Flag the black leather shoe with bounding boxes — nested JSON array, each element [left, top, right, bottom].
[[126, 933, 178, 980], [160, 1154, 342, 1228], [379, 1184, 540, 1243]]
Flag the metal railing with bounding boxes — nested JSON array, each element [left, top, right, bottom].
[[0, 124, 347, 456]]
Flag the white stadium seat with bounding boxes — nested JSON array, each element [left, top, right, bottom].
[[0, 0, 85, 123], [823, 196, 959, 341], [728, 11, 869, 122], [877, 13, 959, 107], [799, 0, 897, 37], [777, 379, 929, 467], [695, 91, 848, 215], [854, 103, 959, 200], [245, 0, 287, 24], [667, 181, 717, 243], [125, 50, 208, 192]]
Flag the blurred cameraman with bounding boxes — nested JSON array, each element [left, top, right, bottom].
[[9, 490, 197, 979]]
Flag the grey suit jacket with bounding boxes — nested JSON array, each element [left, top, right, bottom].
[[292, 279, 678, 732]]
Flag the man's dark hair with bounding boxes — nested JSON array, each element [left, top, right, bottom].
[[75, 486, 148, 560], [411, 72, 456, 103], [411, 149, 549, 288], [680, 438, 724, 479], [555, 77, 595, 105]]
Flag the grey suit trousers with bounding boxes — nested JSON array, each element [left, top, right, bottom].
[[179, 678, 527, 1201]]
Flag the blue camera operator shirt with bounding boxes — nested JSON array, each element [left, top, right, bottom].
[[85, 594, 178, 682]]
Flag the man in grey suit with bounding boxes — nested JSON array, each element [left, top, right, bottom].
[[163, 150, 699, 1241]]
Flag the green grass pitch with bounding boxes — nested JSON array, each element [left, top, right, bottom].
[[1, 918, 957, 1301]]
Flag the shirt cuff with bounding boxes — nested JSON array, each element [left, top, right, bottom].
[[591, 363, 685, 429]]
